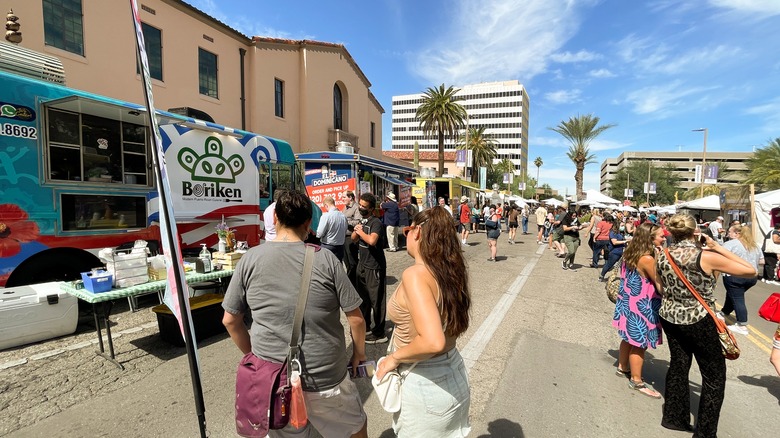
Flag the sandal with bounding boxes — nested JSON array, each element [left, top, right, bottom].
[[628, 379, 661, 399], [615, 367, 630, 378]]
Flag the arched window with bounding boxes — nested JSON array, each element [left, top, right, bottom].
[[333, 84, 343, 130]]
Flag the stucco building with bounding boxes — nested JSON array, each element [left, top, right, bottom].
[[7, 0, 384, 158]]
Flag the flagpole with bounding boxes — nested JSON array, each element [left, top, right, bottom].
[[129, 1, 207, 436]]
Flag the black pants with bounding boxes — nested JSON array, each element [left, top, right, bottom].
[[356, 264, 386, 337], [321, 243, 344, 262], [344, 239, 359, 287], [661, 316, 726, 438], [763, 252, 778, 280]]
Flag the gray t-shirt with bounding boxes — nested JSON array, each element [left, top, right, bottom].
[[723, 239, 761, 272], [223, 242, 362, 391]]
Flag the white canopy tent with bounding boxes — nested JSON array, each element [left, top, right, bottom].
[[618, 205, 637, 213], [755, 189, 780, 241], [678, 195, 721, 211], [582, 189, 621, 206], [542, 198, 563, 207]]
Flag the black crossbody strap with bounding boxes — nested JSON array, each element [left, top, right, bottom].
[[288, 245, 315, 368]]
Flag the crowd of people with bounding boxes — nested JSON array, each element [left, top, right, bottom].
[[222, 188, 779, 438]]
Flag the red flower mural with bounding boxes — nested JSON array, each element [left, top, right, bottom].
[[0, 204, 40, 257]]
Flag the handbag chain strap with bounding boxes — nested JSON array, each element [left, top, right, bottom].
[[663, 248, 727, 333], [288, 244, 316, 374]]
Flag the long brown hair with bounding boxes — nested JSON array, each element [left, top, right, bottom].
[[623, 222, 660, 270], [413, 206, 471, 337]]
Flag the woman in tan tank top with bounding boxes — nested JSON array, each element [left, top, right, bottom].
[[376, 206, 472, 437]]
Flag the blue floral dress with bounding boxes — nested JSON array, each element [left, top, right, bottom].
[[612, 263, 663, 348]]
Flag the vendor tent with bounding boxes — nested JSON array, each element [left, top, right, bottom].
[[542, 198, 563, 207], [755, 189, 780, 241], [583, 190, 621, 205], [618, 205, 637, 213], [678, 195, 720, 211]]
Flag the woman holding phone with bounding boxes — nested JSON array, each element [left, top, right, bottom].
[[377, 206, 472, 437]]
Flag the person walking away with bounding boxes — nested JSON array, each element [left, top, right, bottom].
[[521, 204, 529, 235], [377, 206, 471, 437], [262, 189, 286, 241], [496, 203, 505, 232], [560, 210, 582, 270], [535, 204, 547, 244], [716, 224, 761, 335], [353, 193, 389, 344], [507, 204, 519, 244], [613, 222, 665, 398], [656, 214, 756, 436], [762, 222, 780, 285], [486, 206, 501, 261], [585, 208, 602, 251], [316, 196, 347, 261], [590, 213, 613, 268], [222, 190, 369, 438], [381, 192, 401, 252], [551, 207, 567, 256], [599, 219, 630, 281], [342, 191, 362, 287], [457, 196, 471, 246], [708, 216, 726, 245]]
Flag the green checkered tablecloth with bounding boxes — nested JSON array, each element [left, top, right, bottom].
[[60, 269, 234, 304]]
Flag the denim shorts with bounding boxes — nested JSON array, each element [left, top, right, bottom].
[[393, 348, 471, 438]]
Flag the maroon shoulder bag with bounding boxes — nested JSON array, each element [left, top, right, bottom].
[[235, 245, 315, 437]]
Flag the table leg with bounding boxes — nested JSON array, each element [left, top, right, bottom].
[[93, 301, 124, 370], [92, 303, 104, 354]]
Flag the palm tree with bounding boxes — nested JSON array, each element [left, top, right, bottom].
[[416, 84, 467, 176], [745, 138, 780, 190], [457, 126, 497, 183], [533, 157, 543, 199], [549, 114, 615, 201], [495, 158, 515, 191]]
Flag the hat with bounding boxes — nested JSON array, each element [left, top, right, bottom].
[[460, 195, 468, 203], [386, 192, 396, 201], [717, 216, 724, 220]]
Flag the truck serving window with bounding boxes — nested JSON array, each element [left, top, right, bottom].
[[60, 194, 146, 231], [46, 107, 150, 186]]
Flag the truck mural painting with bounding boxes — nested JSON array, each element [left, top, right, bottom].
[[0, 44, 314, 288]]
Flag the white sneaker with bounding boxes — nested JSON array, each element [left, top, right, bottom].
[[727, 324, 749, 335], [715, 311, 725, 321]]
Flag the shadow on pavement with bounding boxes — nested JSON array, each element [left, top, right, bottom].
[[476, 418, 524, 437], [737, 374, 780, 404]]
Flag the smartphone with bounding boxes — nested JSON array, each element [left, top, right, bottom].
[[347, 360, 376, 378], [699, 235, 707, 245]]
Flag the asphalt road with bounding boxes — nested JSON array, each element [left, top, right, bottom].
[[1, 224, 778, 437]]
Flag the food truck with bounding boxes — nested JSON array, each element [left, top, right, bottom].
[[0, 43, 314, 289], [413, 176, 481, 209], [295, 151, 416, 211]]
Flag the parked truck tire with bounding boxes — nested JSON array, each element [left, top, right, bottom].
[[5, 248, 101, 287]]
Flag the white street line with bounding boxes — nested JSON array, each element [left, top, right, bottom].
[[461, 250, 541, 373]]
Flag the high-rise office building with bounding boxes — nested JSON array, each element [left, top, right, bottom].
[[390, 80, 529, 176]]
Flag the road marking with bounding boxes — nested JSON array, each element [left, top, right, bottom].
[[714, 304, 775, 350], [461, 249, 541, 373], [747, 334, 771, 354]]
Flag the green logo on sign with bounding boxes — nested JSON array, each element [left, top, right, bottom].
[[1, 105, 16, 117], [179, 136, 245, 195]]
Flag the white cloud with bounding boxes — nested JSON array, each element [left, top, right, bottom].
[[709, 0, 780, 15], [589, 139, 629, 152], [532, 136, 568, 148], [545, 89, 582, 104], [185, 0, 314, 39], [617, 35, 741, 76], [625, 81, 718, 117], [588, 68, 616, 78], [550, 50, 601, 63], [410, 0, 595, 85], [743, 97, 780, 132]]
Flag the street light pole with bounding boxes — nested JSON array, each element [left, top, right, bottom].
[[646, 160, 651, 205], [693, 128, 708, 198]]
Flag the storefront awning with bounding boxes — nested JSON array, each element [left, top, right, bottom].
[[377, 174, 414, 187]]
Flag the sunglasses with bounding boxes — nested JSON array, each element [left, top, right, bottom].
[[403, 221, 427, 237]]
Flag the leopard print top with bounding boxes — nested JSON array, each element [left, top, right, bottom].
[[657, 240, 716, 325]]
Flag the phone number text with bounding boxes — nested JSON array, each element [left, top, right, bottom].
[[0, 123, 37, 139]]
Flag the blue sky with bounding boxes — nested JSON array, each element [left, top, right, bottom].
[[186, 0, 780, 196]]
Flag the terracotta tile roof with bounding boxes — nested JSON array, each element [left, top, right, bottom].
[[383, 151, 457, 161]]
